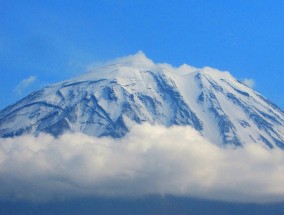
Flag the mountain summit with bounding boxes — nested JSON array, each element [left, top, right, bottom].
[[1, 52, 284, 148]]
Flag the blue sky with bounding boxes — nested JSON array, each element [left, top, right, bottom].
[[0, 0, 284, 109]]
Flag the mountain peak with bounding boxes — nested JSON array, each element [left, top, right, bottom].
[[81, 53, 232, 83], [1, 53, 284, 149]]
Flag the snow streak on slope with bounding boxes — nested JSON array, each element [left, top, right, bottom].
[[0, 52, 284, 149]]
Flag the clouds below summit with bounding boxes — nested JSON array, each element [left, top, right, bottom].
[[0, 124, 284, 203]]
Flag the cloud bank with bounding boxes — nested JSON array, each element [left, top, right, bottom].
[[0, 124, 284, 203]]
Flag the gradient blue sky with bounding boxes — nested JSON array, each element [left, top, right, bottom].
[[1, 0, 284, 109]]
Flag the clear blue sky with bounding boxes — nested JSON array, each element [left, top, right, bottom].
[[1, 0, 284, 109]]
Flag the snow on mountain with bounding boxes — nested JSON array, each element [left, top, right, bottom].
[[1, 52, 284, 149]]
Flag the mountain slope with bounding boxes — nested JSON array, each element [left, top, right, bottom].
[[1, 52, 284, 148]]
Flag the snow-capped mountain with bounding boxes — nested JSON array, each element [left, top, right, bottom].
[[1, 52, 284, 148]]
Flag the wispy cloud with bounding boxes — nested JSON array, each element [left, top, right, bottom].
[[243, 78, 256, 88], [85, 51, 155, 72], [14, 76, 37, 95], [0, 124, 284, 203]]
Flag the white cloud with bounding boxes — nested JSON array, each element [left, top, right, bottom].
[[14, 76, 37, 95], [109, 51, 155, 68], [243, 78, 256, 88], [0, 124, 284, 203], [86, 51, 155, 73]]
